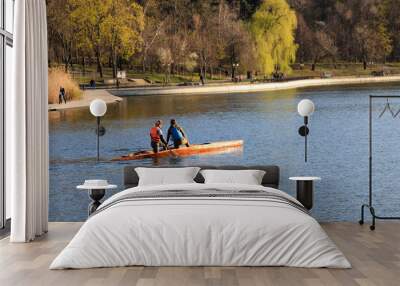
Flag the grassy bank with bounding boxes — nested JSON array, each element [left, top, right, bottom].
[[291, 62, 400, 78], [52, 62, 400, 88]]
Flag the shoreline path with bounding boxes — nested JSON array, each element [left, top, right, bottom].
[[48, 75, 400, 111]]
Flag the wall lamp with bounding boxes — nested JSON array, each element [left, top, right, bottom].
[[90, 99, 107, 162], [297, 99, 315, 162]]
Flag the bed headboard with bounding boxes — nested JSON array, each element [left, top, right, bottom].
[[123, 165, 280, 189]]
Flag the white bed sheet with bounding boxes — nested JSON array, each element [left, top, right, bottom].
[[50, 183, 350, 269]]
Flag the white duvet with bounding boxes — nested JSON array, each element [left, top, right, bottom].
[[50, 183, 350, 269]]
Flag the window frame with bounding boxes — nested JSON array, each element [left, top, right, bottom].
[[0, 0, 13, 231]]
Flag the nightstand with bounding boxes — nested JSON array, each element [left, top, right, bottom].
[[77, 180, 117, 216], [289, 177, 321, 210]]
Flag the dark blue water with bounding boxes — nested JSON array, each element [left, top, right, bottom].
[[49, 83, 400, 222]]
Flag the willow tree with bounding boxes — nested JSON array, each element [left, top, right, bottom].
[[250, 0, 297, 75]]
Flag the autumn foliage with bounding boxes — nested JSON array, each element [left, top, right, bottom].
[[47, 0, 400, 79]]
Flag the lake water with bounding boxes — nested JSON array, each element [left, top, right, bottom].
[[49, 83, 400, 222]]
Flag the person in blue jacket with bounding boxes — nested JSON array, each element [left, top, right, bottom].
[[167, 119, 190, 149]]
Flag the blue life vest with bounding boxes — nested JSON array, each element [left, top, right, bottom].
[[171, 126, 183, 141]]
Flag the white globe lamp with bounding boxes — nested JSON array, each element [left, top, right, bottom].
[[90, 99, 107, 117], [89, 99, 107, 162], [297, 99, 315, 117], [297, 99, 315, 162]]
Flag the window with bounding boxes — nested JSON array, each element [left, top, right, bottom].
[[5, 0, 13, 33], [1, 0, 14, 230]]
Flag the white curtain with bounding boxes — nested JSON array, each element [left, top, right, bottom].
[[8, 0, 49, 242]]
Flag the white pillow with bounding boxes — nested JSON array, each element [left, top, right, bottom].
[[135, 167, 200, 186], [200, 169, 266, 185]]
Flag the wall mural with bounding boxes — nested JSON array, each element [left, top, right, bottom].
[[47, 0, 400, 222]]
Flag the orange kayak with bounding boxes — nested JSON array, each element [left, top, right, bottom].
[[112, 140, 244, 161]]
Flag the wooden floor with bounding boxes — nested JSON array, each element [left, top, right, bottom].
[[0, 222, 399, 286]]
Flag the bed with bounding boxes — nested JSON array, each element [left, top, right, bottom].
[[50, 165, 350, 269]]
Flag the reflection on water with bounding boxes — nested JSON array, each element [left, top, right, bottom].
[[50, 82, 400, 222]]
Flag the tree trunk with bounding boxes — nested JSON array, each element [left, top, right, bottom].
[[63, 42, 70, 73], [118, 57, 122, 70], [112, 50, 117, 79], [171, 63, 175, 75], [96, 48, 103, 78], [68, 44, 73, 71], [142, 51, 147, 73], [363, 59, 367, 70], [311, 59, 317, 71], [82, 56, 86, 74]]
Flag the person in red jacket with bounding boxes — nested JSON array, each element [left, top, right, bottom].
[[150, 120, 168, 153]]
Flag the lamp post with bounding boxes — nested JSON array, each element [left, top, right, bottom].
[[297, 99, 315, 162], [232, 63, 239, 80], [89, 99, 107, 162]]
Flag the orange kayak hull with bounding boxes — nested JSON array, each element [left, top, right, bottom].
[[112, 140, 244, 161]]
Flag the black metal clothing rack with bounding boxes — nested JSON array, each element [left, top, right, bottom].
[[359, 95, 400, 230]]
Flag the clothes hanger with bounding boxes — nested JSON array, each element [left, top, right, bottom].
[[394, 107, 400, 118], [378, 98, 395, 118]]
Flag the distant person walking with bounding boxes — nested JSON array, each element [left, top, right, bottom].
[[167, 119, 190, 149], [199, 73, 205, 85], [150, 120, 168, 153], [59, 86, 66, 104]]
